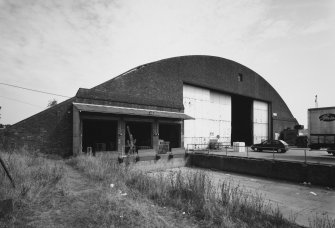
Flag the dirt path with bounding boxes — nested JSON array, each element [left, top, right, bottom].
[[24, 162, 199, 228]]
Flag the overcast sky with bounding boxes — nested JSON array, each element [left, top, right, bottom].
[[0, 0, 334, 127]]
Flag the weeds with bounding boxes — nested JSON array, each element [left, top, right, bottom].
[[0, 149, 65, 226], [1, 149, 65, 200], [127, 170, 296, 227], [71, 154, 298, 227], [67, 153, 198, 227], [12, 152, 330, 228], [309, 213, 335, 228]]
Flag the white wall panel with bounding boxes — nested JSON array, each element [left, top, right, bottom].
[[309, 108, 335, 135], [183, 85, 231, 148], [253, 100, 269, 144]]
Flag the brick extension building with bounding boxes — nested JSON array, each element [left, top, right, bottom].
[[1, 56, 298, 157]]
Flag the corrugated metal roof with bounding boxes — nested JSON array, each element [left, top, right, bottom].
[[73, 103, 194, 120]]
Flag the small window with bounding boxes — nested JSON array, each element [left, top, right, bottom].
[[238, 73, 243, 82], [262, 140, 270, 145]]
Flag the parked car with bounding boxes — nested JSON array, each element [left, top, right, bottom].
[[251, 140, 289, 153], [327, 147, 335, 156]]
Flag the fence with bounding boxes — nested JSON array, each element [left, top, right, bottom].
[[186, 144, 334, 165]]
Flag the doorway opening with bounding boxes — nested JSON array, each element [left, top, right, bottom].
[[82, 119, 118, 153], [159, 123, 181, 151], [125, 121, 152, 152], [231, 95, 253, 146]]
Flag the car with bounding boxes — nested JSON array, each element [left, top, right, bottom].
[[327, 147, 335, 156], [251, 140, 289, 153]]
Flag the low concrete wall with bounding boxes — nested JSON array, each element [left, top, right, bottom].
[[188, 154, 335, 187]]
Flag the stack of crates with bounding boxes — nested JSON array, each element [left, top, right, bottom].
[[233, 142, 245, 152]]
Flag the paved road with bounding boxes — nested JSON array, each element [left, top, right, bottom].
[[205, 148, 335, 165]]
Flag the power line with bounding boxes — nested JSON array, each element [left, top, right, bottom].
[[0, 82, 71, 98], [0, 95, 44, 109]]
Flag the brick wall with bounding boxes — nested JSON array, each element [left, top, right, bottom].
[[1, 98, 74, 157]]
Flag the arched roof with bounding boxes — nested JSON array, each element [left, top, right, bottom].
[[76, 55, 296, 122]]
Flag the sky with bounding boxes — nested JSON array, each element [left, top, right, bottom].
[[0, 0, 334, 127]]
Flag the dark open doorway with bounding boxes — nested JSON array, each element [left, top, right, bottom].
[[125, 121, 152, 151], [82, 119, 118, 152], [231, 95, 253, 146], [159, 123, 181, 150]]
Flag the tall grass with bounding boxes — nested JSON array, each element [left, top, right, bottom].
[[68, 153, 128, 187], [309, 213, 335, 228], [71, 154, 297, 227], [126, 170, 294, 227], [67, 153, 193, 227], [0, 149, 65, 226]]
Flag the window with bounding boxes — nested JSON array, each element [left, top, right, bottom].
[[262, 140, 270, 145], [238, 73, 243, 82]]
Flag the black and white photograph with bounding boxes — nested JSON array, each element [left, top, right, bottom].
[[0, 0, 334, 227]]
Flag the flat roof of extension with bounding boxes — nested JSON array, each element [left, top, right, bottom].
[[73, 103, 194, 120], [308, 106, 335, 111]]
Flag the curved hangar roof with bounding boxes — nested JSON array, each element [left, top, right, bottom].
[[76, 55, 297, 123]]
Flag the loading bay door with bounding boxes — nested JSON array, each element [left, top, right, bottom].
[[253, 100, 269, 144], [183, 84, 269, 147], [183, 84, 231, 148]]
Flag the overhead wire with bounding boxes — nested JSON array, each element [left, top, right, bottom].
[[0, 95, 44, 109], [0, 82, 71, 98]]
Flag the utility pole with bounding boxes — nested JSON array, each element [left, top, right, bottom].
[[315, 95, 318, 108]]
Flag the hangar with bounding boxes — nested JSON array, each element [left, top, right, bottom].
[[2, 56, 298, 157]]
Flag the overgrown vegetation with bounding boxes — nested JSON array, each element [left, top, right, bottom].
[[0, 149, 65, 227], [71, 154, 298, 227], [309, 214, 335, 228], [1, 151, 334, 227], [1, 151, 196, 227]]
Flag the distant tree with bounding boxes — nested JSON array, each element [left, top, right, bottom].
[[0, 106, 2, 127], [47, 99, 58, 108]]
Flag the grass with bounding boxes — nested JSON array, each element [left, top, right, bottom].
[[1, 150, 334, 227], [309, 213, 335, 228], [0, 149, 66, 227], [66, 153, 199, 228], [1, 151, 198, 227], [126, 169, 293, 227], [0, 149, 65, 200], [70, 154, 298, 228]]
